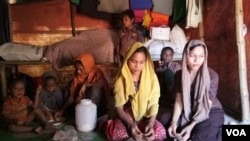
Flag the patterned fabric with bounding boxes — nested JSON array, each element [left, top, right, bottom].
[[2, 96, 31, 122], [105, 103, 166, 140], [44, 29, 119, 70], [117, 26, 144, 65]]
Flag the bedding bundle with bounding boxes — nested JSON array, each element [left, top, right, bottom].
[[0, 29, 119, 71], [43, 29, 119, 70]]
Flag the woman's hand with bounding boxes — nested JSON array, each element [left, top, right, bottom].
[[168, 121, 178, 138], [78, 83, 93, 97], [79, 84, 87, 97], [45, 111, 53, 121], [143, 122, 155, 141], [176, 126, 192, 141], [54, 110, 63, 121], [176, 121, 196, 141], [129, 122, 143, 140], [35, 85, 42, 96]]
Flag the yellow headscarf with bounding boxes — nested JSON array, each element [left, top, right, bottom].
[[113, 42, 160, 121]]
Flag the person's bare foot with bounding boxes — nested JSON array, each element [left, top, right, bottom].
[[34, 126, 42, 134], [44, 123, 55, 129]]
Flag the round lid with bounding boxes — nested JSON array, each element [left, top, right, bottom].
[[80, 99, 92, 105]]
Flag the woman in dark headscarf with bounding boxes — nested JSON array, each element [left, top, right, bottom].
[[167, 39, 224, 141]]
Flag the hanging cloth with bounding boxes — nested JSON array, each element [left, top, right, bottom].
[[186, 0, 202, 28], [171, 0, 186, 24]]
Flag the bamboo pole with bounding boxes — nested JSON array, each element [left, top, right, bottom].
[[235, 0, 250, 124], [199, 0, 204, 41]]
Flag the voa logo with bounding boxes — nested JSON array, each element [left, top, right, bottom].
[[226, 129, 246, 136]]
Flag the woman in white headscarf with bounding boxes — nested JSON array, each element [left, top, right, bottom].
[[167, 39, 224, 141]]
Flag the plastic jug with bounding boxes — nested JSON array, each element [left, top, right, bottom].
[[75, 99, 97, 132]]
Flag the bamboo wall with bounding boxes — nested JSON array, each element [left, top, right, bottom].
[[9, 0, 111, 46], [184, 0, 250, 120]]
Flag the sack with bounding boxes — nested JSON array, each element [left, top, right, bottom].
[[97, 0, 129, 14], [150, 26, 170, 40], [169, 24, 187, 56], [129, 0, 153, 10], [0, 42, 43, 61], [104, 119, 116, 141]]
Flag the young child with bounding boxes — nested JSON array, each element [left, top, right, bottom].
[[116, 9, 144, 67], [156, 47, 181, 73], [156, 47, 181, 107], [2, 77, 52, 134], [55, 53, 111, 119], [104, 42, 166, 141], [38, 71, 64, 122]]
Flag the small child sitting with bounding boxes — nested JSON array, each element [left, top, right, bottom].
[[38, 71, 64, 122], [156, 47, 181, 107], [2, 77, 53, 134]]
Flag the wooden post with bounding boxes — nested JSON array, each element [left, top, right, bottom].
[[199, 0, 204, 41], [235, 0, 250, 123], [0, 64, 7, 102], [70, 1, 76, 36]]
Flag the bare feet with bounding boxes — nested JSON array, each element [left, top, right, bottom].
[[34, 126, 42, 134], [44, 123, 55, 129]]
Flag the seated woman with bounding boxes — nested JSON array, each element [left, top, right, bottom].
[[162, 39, 224, 141], [104, 42, 166, 141], [55, 53, 111, 119]]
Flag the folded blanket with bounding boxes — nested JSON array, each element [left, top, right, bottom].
[[44, 29, 119, 70]]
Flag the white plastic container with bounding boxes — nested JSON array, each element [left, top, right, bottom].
[[75, 99, 97, 132]]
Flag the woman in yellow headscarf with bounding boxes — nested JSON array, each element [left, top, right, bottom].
[[104, 42, 166, 141]]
